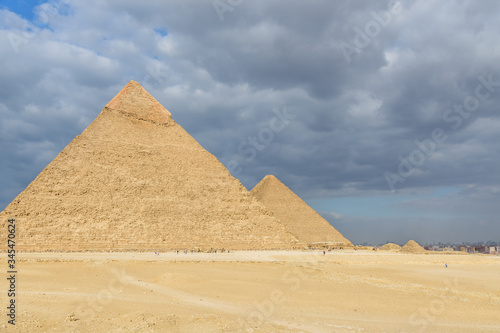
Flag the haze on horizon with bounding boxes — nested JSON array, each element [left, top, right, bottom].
[[1, 0, 499, 245]]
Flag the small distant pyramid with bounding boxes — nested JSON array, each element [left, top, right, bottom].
[[0, 81, 301, 251], [250, 175, 353, 248], [379, 243, 402, 251], [401, 240, 426, 253]]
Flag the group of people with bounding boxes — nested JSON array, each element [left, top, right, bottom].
[[175, 249, 192, 254], [208, 248, 229, 253], [169, 248, 230, 254]]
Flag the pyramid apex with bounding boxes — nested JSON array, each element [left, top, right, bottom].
[[253, 175, 286, 193], [263, 174, 284, 183], [105, 81, 172, 125], [262, 175, 288, 187]]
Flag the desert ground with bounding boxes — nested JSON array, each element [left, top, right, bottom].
[[2, 250, 500, 332]]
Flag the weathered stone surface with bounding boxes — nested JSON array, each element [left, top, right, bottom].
[[0, 81, 300, 251], [251, 175, 352, 247]]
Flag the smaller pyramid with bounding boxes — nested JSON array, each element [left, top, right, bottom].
[[251, 175, 352, 248], [379, 243, 402, 251], [401, 240, 426, 253]]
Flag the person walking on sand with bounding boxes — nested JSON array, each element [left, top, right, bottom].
[[445, 263, 448, 268]]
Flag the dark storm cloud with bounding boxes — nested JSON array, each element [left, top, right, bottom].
[[1, 0, 499, 243]]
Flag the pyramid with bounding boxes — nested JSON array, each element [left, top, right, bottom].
[[379, 243, 402, 251], [401, 240, 426, 253], [0, 81, 301, 251], [250, 175, 353, 248]]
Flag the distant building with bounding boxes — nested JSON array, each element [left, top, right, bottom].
[[476, 245, 489, 254]]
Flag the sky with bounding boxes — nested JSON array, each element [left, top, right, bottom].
[[1, 0, 499, 245]]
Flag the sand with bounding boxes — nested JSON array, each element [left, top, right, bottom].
[[2, 250, 499, 332]]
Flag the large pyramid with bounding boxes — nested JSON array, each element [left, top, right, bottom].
[[251, 175, 353, 248], [0, 81, 301, 251]]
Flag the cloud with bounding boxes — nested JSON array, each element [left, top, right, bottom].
[[320, 211, 343, 220], [1, 0, 499, 243]]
